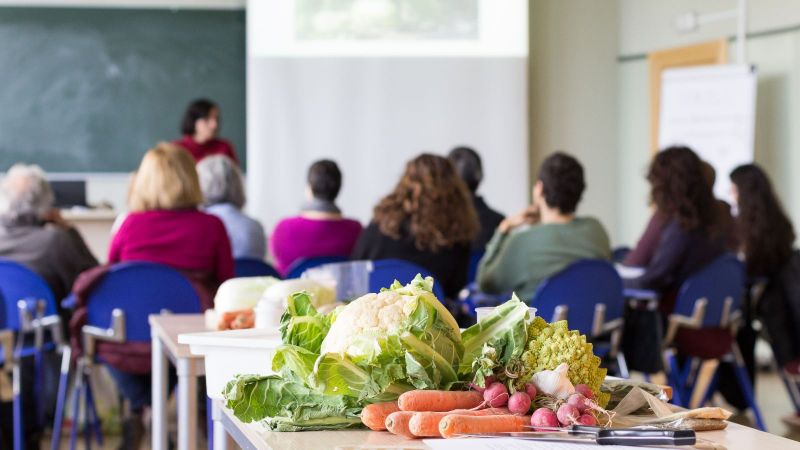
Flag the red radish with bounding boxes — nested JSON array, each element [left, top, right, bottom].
[[470, 376, 497, 394], [567, 393, 589, 413], [576, 413, 598, 426], [469, 383, 485, 393], [524, 383, 538, 400], [575, 384, 594, 400], [483, 382, 509, 408], [530, 407, 559, 429], [556, 404, 580, 426], [507, 392, 531, 415]]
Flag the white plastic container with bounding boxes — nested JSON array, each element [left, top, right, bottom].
[[178, 328, 283, 399]]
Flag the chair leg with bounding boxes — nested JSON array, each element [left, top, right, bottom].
[[732, 360, 766, 431], [689, 359, 719, 409], [665, 350, 685, 407], [84, 377, 103, 447], [616, 352, 630, 379], [51, 347, 71, 450], [207, 396, 214, 450], [68, 364, 85, 450], [12, 362, 22, 450]]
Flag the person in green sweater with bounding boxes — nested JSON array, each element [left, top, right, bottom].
[[477, 152, 611, 302]]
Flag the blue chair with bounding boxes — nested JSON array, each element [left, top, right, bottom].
[[0, 291, 21, 450], [0, 260, 63, 450], [532, 259, 628, 378], [234, 258, 281, 278], [466, 250, 484, 285], [368, 259, 446, 300], [661, 254, 765, 430], [286, 255, 349, 279], [52, 262, 203, 450]]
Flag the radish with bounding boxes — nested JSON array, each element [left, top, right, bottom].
[[556, 404, 580, 426], [577, 413, 598, 426], [567, 393, 589, 413], [530, 407, 559, 429], [470, 375, 498, 393], [508, 392, 531, 415], [524, 382, 538, 400], [575, 384, 594, 400], [483, 382, 509, 408]]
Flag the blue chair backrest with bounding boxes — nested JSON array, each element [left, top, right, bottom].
[[0, 259, 58, 330], [234, 258, 281, 278], [673, 253, 744, 328], [85, 262, 202, 342], [369, 259, 446, 300], [532, 259, 624, 335], [286, 255, 349, 279], [466, 250, 484, 285]]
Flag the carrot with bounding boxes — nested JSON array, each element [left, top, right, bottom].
[[385, 411, 417, 439], [361, 402, 400, 431], [439, 414, 531, 439], [397, 390, 484, 412], [409, 408, 510, 437]]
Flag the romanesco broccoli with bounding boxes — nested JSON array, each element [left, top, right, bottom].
[[520, 317, 609, 407]]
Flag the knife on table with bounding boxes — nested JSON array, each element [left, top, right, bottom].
[[457, 426, 697, 446]]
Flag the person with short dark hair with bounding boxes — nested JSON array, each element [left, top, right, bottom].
[[270, 159, 362, 275], [448, 146, 504, 251], [174, 98, 238, 163], [476, 152, 611, 302]]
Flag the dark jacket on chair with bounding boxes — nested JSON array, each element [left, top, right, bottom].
[[758, 250, 800, 368]]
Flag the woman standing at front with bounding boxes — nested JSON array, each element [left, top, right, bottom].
[[174, 98, 238, 163]]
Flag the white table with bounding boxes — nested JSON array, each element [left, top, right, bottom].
[[150, 314, 208, 450], [214, 400, 800, 450]]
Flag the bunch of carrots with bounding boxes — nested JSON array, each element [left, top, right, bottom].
[[361, 390, 530, 439]]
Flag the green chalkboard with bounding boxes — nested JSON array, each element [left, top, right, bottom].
[[0, 7, 245, 172]]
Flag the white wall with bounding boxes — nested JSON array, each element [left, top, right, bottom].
[[529, 0, 621, 243], [616, 0, 800, 246]]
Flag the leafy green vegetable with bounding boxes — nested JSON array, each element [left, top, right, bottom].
[[223, 371, 362, 431], [279, 291, 334, 354], [459, 294, 529, 381]]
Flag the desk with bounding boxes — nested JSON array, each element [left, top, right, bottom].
[[149, 314, 208, 450], [214, 400, 800, 450], [62, 209, 117, 263]]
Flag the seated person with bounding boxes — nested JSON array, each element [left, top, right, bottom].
[[174, 98, 238, 163], [270, 160, 362, 276], [477, 152, 610, 302], [624, 147, 726, 313], [0, 163, 98, 303], [448, 146, 504, 251], [197, 155, 266, 260], [351, 154, 478, 301], [109, 143, 234, 310], [624, 160, 736, 267], [0, 164, 97, 449]]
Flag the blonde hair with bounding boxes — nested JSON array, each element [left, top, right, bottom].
[[128, 143, 202, 212]]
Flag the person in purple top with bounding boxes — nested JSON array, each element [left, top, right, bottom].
[[270, 160, 362, 276]]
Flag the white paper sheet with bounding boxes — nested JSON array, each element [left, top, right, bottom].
[[424, 438, 646, 450]]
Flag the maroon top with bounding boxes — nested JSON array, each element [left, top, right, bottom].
[[270, 216, 363, 276], [109, 209, 234, 309], [174, 135, 238, 163]]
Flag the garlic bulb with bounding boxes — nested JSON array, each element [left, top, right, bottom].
[[531, 363, 575, 400]]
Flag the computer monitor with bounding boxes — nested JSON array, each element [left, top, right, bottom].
[[50, 180, 87, 208]]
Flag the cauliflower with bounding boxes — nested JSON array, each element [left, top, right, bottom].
[[316, 275, 463, 390]]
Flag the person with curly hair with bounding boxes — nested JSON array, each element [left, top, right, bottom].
[[625, 146, 727, 311], [476, 152, 611, 303], [351, 153, 479, 301]]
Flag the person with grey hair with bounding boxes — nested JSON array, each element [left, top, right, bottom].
[[196, 155, 266, 260], [0, 164, 98, 449], [0, 163, 98, 301]]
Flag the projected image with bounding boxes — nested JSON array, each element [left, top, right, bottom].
[[296, 0, 479, 41]]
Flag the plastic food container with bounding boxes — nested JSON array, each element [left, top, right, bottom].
[[178, 328, 282, 399]]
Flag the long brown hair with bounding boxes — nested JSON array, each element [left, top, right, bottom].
[[374, 153, 479, 252], [647, 146, 716, 231], [730, 164, 796, 276]]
